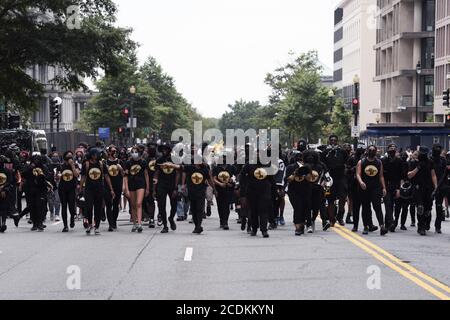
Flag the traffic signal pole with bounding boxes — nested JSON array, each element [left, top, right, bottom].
[[49, 96, 54, 133], [353, 82, 360, 151]]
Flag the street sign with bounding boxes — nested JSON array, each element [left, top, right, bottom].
[[98, 127, 110, 140], [351, 125, 360, 138], [127, 117, 137, 128]]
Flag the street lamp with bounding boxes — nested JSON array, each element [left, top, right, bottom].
[[129, 85, 136, 145], [352, 75, 360, 150], [416, 61, 422, 124], [328, 89, 335, 113]]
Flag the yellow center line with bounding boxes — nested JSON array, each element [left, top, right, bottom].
[[335, 225, 450, 295], [331, 226, 450, 300]]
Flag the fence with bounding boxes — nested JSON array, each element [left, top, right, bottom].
[[46, 131, 103, 151]]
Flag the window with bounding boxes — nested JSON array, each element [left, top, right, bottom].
[[334, 27, 343, 43], [422, 0, 435, 32], [333, 68, 343, 82], [421, 38, 435, 69], [334, 8, 343, 25], [334, 48, 343, 63], [423, 76, 434, 107]]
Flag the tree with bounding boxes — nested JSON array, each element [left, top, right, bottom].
[[265, 51, 329, 143], [0, 0, 136, 112], [218, 100, 263, 132], [323, 98, 352, 143]]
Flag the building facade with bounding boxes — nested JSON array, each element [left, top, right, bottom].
[[435, 0, 450, 114], [333, 0, 380, 132], [26, 65, 93, 132], [373, 0, 436, 124]]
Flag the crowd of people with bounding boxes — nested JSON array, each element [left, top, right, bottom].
[[0, 135, 449, 238]]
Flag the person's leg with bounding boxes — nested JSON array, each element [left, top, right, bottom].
[[410, 202, 416, 226], [67, 190, 76, 227], [156, 187, 168, 228], [94, 190, 104, 230], [360, 191, 371, 231], [384, 189, 394, 229], [59, 189, 69, 228], [85, 188, 95, 227], [258, 197, 269, 233], [135, 189, 145, 225], [352, 188, 362, 230], [371, 189, 385, 227], [434, 191, 444, 232], [248, 195, 259, 233], [169, 189, 178, 220], [104, 187, 114, 228]]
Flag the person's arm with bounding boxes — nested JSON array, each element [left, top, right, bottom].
[[356, 160, 366, 190], [181, 171, 187, 193], [408, 162, 419, 180], [69, 159, 80, 179], [144, 169, 150, 197], [105, 174, 115, 199], [431, 169, 438, 190], [379, 162, 387, 197], [208, 169, 217, 195]]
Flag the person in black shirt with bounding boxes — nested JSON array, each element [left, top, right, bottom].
[[145, 143, 158, 228], [321, 135, 349, 226], [182, 144, 215, 234], [382, 144, 405, 232], [347, 146, 367, 232], [124, 146, 149, 233], [0, 156, 14, 233], [430, 144, 446, 233], [154, 143, 180, 234], [408, 147, 438, 236], [213, 154, 236, 230], [57, 151, 79, 232], [285, 152, 312, 236], [104, 146, 124, 232], [304, 149, 331, 232], [22, 155, 52, 231], [436, 159, 450, 232], [356, 145, 388, 236], [240, 149, 275, 238], [80, 148, 115, 235]]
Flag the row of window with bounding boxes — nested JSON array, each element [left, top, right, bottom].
[[436, 25, 450, 59], [436, 0, 450, 21], [436, 64, 450, 94]]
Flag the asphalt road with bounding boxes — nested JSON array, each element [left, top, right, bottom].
[[0, 199, 449, 300]]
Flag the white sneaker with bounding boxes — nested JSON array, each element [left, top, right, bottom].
[[55, 216, 60, 222], [307, 226, 313, 234]]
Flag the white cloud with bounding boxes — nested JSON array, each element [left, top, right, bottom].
[[114, 0, 336, 118]]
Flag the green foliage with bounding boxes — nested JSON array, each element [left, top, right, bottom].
[[323, 98, 352, 143], [0, 0, 136, 112], [218, 100, 263, 132]]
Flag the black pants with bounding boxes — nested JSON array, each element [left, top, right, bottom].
[[190, 197, 205, 229], [311, 184, 328, 224], [105, 186, 122, 228], [248, 193, 269, 232], [85, 187, 104, 229], [434, 191, 445, 231], [59, 188, 76, 228], [384, 187, 401, 228], [144, 194, 156, 221], [17, 188, 24, 214], [29, 191, 47, 226], [414, 186, 433, 232], [156, 186, 177, 227], [289, 192, 311, 227], [398, 199, 412, 226], [350, 186, 362, 229], [361, 187, 384, 228], [216, 191, 232, 226]]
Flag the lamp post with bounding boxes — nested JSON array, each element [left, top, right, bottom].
[[415, 61, 422, 124], [129, 85, 136, 145], [328, 89, 335, 113], [353, 75, 360, 150]]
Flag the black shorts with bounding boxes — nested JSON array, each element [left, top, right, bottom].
[[128, 180, 146, 192]]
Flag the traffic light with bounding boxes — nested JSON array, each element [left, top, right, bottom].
[[352, 98, 359, 114], [121, 108, 130, 120], [445, 114, 450, 127], [50, 98, 60, 120], [443, 89, 450, 107]]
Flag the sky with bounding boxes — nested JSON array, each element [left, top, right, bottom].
[[113, 0, 338, 118]]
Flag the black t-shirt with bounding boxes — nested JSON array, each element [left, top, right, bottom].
[[125, 159, 147, 189], [382, 156, 405, 189], [106, 159, 123, 189], [241, 164, 275, 198], [184, 164, 210, 199], [156, 155, 177, 189], [0, 167, 13, 195], [58, 163, 77, 191], [307, 162, 326, 185], [409, 159, 435, 189], [213, 164, 236, 193], [431, 156, 446, 181], [4, 158, 21, 184], [22, 164, 50, 194], [81, 160, 107, 189], [285, 163, 312, 193], [361, 158, 382, 189], [321, 147, 348, 179]]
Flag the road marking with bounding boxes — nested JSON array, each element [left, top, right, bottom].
[[184, 247, 193, 262], [332, 226, 450, 300]]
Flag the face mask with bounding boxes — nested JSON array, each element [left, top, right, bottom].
[[388, 150, 396, 158], [433, 150, 441, 158], [131, 153, 139, 160], [418, 153, 427, 162], [368, 150, 377, 158]]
